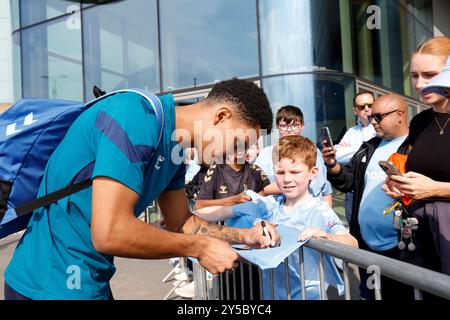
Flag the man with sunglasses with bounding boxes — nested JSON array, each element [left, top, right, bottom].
[[335, 92, 376, 224], [321, 94, 413, 300], [335, 92, 376, 164]]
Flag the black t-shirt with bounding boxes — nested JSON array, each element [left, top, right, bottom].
[[406, 108, 450, 182], [197, 163, 270, 200]]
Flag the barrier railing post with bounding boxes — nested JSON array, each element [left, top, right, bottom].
[[414, 288, 423, 300], [225, 270, 230, 300], [258, 267, 263, 299], [240, 262, 245, 300], [219, 273, 224, 300], [249, 263, 254, 300], [232, 269, 237, 300], [374, 286, 382, 300], [144, 206, 149, 223], [190, 261, 204, 300], [284, 257, 291, 300], [209, 273, 220, 300], [318, 253, 327, 300], [343, 261, 351, 300], [202, 268, 208, 300], [299, 247, 306, 300], [270, 269, 275, 299], [373, 270, 382, 301]]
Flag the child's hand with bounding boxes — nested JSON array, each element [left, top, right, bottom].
[[298, 227, 330, 242], [232, 192, 252, 204]]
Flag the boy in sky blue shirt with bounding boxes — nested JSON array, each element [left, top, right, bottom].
[[195, 136, 358, 299]]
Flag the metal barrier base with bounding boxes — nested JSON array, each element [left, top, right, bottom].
[[193, 261, 220, 300]]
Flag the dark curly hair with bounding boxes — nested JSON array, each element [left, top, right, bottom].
[[206, 78, 273, 133]]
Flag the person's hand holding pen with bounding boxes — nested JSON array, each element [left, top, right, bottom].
[[243, 220, 280, 249]]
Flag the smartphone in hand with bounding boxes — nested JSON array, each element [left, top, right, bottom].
[[320, 127, 334, 149], [378, 161, 401, 176]]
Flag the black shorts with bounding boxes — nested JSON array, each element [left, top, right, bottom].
[[4, 281, 115, 300], [4, 282, 32, 300]]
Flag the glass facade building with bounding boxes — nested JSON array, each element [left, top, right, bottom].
[[9, 0, 440, 142]]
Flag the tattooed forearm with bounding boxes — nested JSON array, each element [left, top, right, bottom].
[[182, 215, 243, 244], [197, 224, 242, 244]]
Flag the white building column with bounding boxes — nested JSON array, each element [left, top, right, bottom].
[[433, 0, 450, 37], [0, 0, 13, 107]]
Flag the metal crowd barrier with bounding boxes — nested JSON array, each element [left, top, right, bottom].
[[193, 238, 450, 300]]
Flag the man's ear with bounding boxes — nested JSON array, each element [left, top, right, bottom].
[[352, 107, 358, 116], [309, 166, 319, 181], [213, 106, 233, 126]]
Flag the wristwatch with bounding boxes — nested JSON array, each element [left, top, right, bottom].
[[325, 159, 338, 169]]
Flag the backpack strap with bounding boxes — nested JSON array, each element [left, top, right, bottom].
[[14, 89, 165, 217], [15, 179, 92, 216], [115, 89, 165, 147]]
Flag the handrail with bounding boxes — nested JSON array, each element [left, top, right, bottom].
[[192, 238, 450, 300], [305, 238, 450, 300]]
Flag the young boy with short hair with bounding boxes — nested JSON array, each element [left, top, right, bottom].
[[195, 135, 357, 299], [255, 106, 333, 207]]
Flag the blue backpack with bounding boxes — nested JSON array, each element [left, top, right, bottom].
[[0, 88, 164, 239]]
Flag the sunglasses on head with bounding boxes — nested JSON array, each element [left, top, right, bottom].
[[368, 109, 399, 123], [354, 102, 374, 110]]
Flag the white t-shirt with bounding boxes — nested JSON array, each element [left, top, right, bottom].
[[335, 123, 376, 165]]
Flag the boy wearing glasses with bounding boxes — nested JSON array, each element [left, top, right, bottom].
[[255, 106, 333, 207], [335, 92, 376, 223], [321, 94, 413, 300]]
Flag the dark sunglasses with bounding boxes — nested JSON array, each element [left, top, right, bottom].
[[368, 109, 399, 123], [355, 102, 374, 110]]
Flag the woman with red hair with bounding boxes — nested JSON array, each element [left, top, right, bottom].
[[384, 37, 450, 286]]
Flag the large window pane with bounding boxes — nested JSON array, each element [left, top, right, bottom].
[[82, 0, 159, 100], [259, 0, 313, 75], [20, 0, 79, 27], [22, 16, 83, 100], [311, 0, 343, 72], [0, 0, 12, 104], [259, 0, 343, 76], [160, 0, 259, 91], [351, 0, 434, 96], [10, 0, 20, 31]]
